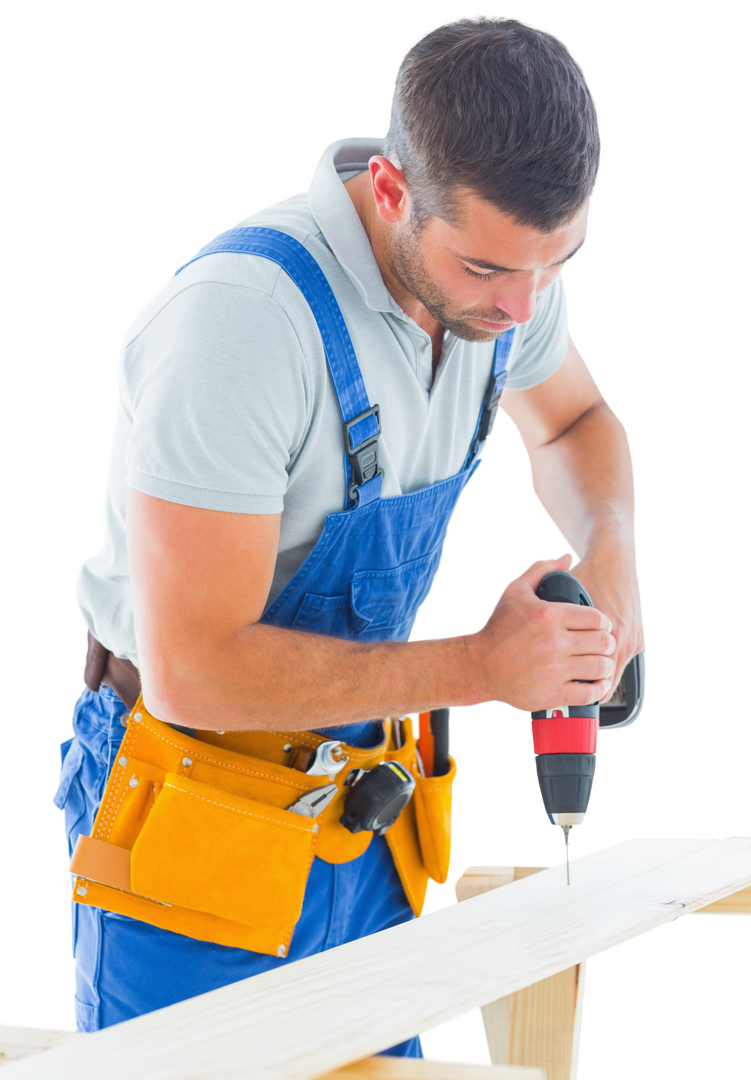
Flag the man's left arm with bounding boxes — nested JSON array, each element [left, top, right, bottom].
[[501, 334, 643, 698]]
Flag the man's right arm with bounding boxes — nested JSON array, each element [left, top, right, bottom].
[[129, 489, 616, 731]]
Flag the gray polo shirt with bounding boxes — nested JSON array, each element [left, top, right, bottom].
[[78, 138, 569, 666]]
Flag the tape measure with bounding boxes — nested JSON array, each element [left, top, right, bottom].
[[340, 761, 416, 835]]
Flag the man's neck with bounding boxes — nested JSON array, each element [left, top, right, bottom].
[[345, 171, 444, 371]]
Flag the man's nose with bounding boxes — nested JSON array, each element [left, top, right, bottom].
[[494, 276, 537, 324]]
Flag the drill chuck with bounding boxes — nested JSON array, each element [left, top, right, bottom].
[[532, 707, 598, 824]]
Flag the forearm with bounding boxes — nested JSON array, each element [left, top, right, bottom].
[[528, 400, 635, 561], [141, 624, 478, 732]]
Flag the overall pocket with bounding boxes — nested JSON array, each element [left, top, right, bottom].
[[350, 546, 442, 631], [413, 756, 456, 884], [129, 772, 318, 930], [291, 545, 443, 639], [54, 738, 87, 858]]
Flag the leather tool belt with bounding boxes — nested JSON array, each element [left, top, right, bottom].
[[70, 696, 456, 956]]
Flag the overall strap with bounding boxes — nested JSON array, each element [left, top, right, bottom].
[[176, 227, 383, 507], [462, 328, 516, 470]]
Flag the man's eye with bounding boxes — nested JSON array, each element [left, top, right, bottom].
[[463, 266, 500, 281]]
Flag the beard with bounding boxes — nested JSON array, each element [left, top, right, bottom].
[[383, 223, 514, 342]]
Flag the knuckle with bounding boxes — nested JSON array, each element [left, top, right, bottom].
[[575, 681, 596, 705], [592, 657, 612, 680]]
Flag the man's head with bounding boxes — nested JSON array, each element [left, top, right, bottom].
[[375, 180, 589, 340], [385, 17, 599, 235], [370, 18, 597, 340]]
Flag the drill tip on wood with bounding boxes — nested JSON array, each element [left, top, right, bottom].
[[562, 825, 571, 885]]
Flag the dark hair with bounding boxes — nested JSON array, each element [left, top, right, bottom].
[[385, 18, 600, 232]]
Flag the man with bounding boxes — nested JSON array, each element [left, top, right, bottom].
[[58, 17, 642, 1053]]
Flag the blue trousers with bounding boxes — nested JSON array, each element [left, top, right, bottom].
[[56, 688, 422, 1055]]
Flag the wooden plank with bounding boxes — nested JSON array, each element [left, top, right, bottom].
[[0, 1023, 82, 1067], [510, 966, 581, 1077], [0, 1028, 546, 1080], [451, 864, 516, 898], [694, 886, 751, 914], [456, 868, 582, 1080], [319, 1058, 546, 1079], [3, 838, 750, 1080], [567, 963, 585, 1080]]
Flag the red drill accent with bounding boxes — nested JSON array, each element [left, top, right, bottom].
[[532, 712, 598, 754]]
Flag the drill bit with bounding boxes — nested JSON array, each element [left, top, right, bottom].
[[562, 825, 571, 885]]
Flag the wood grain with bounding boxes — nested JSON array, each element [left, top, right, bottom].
[[319, 1058, 546, 1079], [456, 868, 583, 1080], [694, 886, 751, 914], [0, 1032, 544, 1079], [3, 838, 750, 1080], [0, 1023, 83, 1067]]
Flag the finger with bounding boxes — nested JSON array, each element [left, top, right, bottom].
[[548, 603, 613, 632], [567, 629, 616, 656], [501, 548, 574, 600], [564, 678, 612, 707], [570, 654, 616, 682], [601, 647, 631, 703], [525, 552, 579, 578], [599, 663, 618, 703], [503, 553, 574, 600], [522, 552, 574, 587]]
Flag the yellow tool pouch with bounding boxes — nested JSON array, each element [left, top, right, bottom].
[[412, 757, 457, 885], [70, 700, 455, 955]]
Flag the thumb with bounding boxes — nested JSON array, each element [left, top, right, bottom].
[[503, 554, 573, 600]]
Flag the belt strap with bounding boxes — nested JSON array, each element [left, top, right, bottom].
[[84, 631, 141, 712]]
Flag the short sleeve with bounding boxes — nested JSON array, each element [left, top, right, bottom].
[[505, 277, 569, 391], [123, 281, 310, 514]]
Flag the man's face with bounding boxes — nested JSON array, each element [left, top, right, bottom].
[[383, 189, 589, 341]]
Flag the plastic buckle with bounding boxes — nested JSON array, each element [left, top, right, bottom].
[[472, 370, 507, 457], [344, 404, 383, 502]]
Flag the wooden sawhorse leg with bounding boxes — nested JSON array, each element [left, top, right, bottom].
[[456, 868, 584, 1080]]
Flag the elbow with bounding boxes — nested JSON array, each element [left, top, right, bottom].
[[138, 642, 223, 729], [137, 626, 267, 731], [140, 684, 197, 730]]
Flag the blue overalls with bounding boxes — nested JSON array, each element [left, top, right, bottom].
[[56, 228, 514, 1048]]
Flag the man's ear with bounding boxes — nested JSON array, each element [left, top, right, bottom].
[[369, 156, 409, 224]]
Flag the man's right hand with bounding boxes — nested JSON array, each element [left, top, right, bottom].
[[470, 555, 616, 712]]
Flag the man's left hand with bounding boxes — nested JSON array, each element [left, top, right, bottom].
[[571, 545, 643, 702]]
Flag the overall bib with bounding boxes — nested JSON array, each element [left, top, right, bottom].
[[56, 228, 514, 1045]]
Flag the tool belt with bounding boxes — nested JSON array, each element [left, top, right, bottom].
[[70, 695, 456, 956]]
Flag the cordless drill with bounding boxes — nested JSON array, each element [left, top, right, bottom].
[[531, 571, 644, 880]]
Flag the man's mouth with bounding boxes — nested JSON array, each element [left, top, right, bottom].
[[472, 317, 515, 332]]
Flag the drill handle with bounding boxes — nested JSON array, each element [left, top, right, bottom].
[[535, 571, 598, 716]]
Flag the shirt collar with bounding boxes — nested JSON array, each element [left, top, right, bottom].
[[307, 138, 399, 314]]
